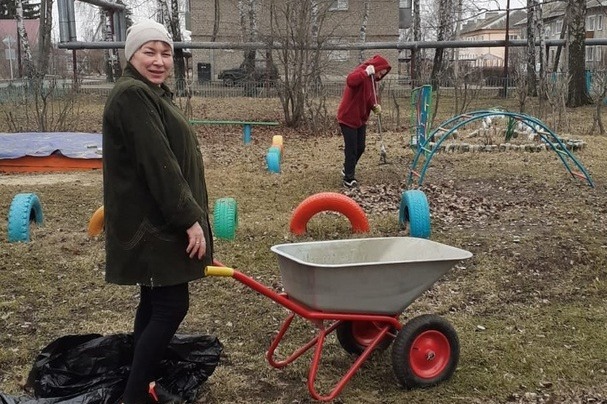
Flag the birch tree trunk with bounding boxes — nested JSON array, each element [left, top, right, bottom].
[[15, 0, 35, 79], [430, 0, 453, 90], [102, 12, 115, 82], [526, 0, 538, 96], [412, 0, 422, 84], [358, 0, 370, 63], [535, 2, 548, 119], [566, 0, 592, 106], [37, 0, 53, 77]]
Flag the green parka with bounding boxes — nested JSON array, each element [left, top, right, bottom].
[[102, 64, 213, 286]]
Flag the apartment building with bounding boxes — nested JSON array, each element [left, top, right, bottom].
[[458, 10, 527, 68], [188, 0, 400, 82], [542, 0, 606, 71]]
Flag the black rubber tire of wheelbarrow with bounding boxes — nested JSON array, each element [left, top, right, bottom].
[[391, 314, 459, 389], [336, 321, 395, 356]]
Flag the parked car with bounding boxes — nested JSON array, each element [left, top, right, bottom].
[[218, 62, 279, 87]]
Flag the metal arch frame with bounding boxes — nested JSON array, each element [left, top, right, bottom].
[[407, 110, 595, 188]]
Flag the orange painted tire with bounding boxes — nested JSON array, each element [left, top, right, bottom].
[[289, 192, 370, 235], [88, 206, 104, 237]]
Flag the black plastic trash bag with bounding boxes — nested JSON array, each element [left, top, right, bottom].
[[0, 333, 222, 404]]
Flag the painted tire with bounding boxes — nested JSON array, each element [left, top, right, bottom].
[[391, 314, 459, 389], [269, 145, 282, 156], [399, 190, 431, 238], [289, 192, 370, 235], [266, 149, 281, 173], [213, 197, 238, 240], [7, 193, 44, 243], [87, 206, 105, 237], [272, 135, 283, 147]]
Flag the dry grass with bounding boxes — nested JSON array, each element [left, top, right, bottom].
[[0, 93, 606, 403]]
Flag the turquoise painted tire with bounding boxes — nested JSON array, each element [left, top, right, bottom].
[[213, 197, 238, 240], [266, 149, 281, 173], [399, 190, 431, 238], [269, 145, 282, 156], [8, 193, 44, 243]]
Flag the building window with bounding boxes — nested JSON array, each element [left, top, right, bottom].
[[586, 46, 594, 61], [556, 20, 563, 34], [399, 0, 411, 7], [329, 0, 348, 11], [598, 15, 603, 30], [509, 34, 517, 40], [596, 46, 602, 61], [587, 16, 595, 31], [545, 26, 551, 38]]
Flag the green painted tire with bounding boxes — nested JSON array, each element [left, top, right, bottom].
[[8, 193, 44, 243], [213, 198, 238, 240]]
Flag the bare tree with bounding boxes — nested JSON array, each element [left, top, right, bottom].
[[15, 0, 35, 79], [535, 2, 548, 119], [589, 71, 607, 135], [526, 0, 538, 96], [430, 0, 453, 91], [270, 0, 330, 131], [412, 0, 422, 84], [211, 0, 220, 42], [358, 0, 370, 63], [566, 0, 592, 106]]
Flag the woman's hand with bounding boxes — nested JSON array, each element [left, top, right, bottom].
[[186, 221, 206, 259]]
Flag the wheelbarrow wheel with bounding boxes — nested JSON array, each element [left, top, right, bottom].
[[391, 314, 459, 389], [336, 320, 395, 355]]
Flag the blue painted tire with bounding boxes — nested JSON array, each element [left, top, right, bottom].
[[399, 190, 431, 238], [266, 149, 281, 173], [8, 193, 44, 242], [213, 197, 238, 240]]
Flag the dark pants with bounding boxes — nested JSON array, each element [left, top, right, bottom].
[[123, 283, 190, 404], [341, 123, 366, 180]]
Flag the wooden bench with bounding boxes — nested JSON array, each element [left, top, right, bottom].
[[189, 120, 280, 143]]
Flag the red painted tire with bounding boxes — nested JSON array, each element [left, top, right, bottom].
[[289, 192, 370, 235], [87, 206, 104, 237]]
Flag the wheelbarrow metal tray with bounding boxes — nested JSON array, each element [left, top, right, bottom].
[[271, 237, 472, 315]]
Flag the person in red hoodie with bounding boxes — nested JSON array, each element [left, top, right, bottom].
[[337, 54, 391, 188]]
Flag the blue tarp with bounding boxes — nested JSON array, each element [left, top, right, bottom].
[[0, 132, 102, 160]]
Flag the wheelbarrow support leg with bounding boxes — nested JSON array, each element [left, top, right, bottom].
[[267, 314, 341, 368], [308, 325, 392, 402]]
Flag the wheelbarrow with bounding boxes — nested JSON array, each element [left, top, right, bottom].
[[206, 236, 472, 401]]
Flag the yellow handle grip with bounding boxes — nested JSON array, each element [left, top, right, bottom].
[[205, 266, 234, 277]]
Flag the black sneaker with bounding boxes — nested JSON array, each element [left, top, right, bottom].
[[343, 178, 358, 188], [148, 381, 185, 404]]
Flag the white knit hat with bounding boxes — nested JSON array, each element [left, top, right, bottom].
[[125, 19, 173, 61]]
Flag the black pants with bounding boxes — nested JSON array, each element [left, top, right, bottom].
[[123, 283, 190, 403], [341, 123, 366, 180]]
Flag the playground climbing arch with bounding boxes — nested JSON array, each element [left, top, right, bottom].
[[407, 110, 594, 188]]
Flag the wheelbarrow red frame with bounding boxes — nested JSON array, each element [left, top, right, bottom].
[[206, 264, 402, 401]]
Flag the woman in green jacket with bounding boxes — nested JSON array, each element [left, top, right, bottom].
[[102, 19, 213, 404]]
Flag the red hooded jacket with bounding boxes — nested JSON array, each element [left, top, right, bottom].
[[337, 54, 392, 129]]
